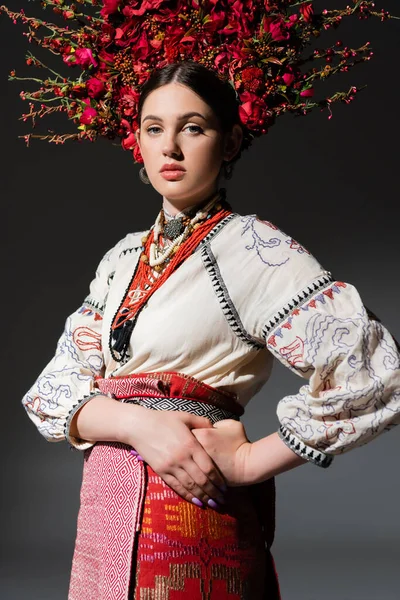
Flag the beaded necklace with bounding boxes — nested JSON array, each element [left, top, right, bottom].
[[110, 188, 230, 362]]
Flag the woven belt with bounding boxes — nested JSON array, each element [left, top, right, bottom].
[[96, 371, 243, 423]]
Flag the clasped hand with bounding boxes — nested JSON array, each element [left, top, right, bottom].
[[192, 419, 253, 487]]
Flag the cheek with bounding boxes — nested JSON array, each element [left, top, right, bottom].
[[191, 139, 223, 168]]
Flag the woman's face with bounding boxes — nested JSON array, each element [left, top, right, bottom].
[[135, 82, 242, 206]]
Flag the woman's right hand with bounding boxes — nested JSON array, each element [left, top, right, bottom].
[[120, 405, 227, 509]]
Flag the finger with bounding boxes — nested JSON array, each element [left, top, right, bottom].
[[161, 473, 206, 508], [191, 445, 228, 493], [181, 462, 226, 505], [173, 467, 224, 509], [181, 414, 213, 429]]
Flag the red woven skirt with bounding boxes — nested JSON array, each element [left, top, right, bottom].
[[130, 463, 280, 600], [85, 372, 281, 600]]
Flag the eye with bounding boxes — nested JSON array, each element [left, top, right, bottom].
[[146, 125, 162, 135], [146, 124, 203, 135], [184, 125, 203, 134]]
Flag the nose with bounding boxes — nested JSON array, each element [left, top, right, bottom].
[[162, 132, 182, 158]]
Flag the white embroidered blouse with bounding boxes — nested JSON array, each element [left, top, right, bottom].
[[22, 212, 400, 467]]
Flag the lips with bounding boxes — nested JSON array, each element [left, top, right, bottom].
[[160, 164, 186, 172]]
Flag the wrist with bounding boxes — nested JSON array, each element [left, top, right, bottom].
[[116, 402, 151, 447], [246, 432, 307, 484]]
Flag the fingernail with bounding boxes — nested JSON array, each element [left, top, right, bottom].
[[207, 499, 219, 509], [137, 455, 144, 461], [130, 450, 138, 455], [191, 497, 204, 508]]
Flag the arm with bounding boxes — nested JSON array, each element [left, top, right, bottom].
[[193, 280, 400, 485], [22, 235, 134, 449], [265, 278, 400, 466]]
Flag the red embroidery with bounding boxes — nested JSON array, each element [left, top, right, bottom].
[[288, 238, 310, 255], [25, 397, 46, 421], [255, 217, 278, 230], [322, 414, 356, 441], [73, 326, 102, 351], [279, 336, 304, 366], [320, 378, 342, 396], [323, 288, 334, 300]]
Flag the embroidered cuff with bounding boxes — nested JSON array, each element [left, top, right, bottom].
[[64, 391, 106, 451], [278, 425, 334, 469]]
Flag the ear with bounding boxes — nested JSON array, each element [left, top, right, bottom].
[[135, 128, 141, 150], [223, 124, 243, 162]]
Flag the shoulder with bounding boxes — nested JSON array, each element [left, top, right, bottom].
[[98, 229, 149, 266], [223, 213, 325, 277]]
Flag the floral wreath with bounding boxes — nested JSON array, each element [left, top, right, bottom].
[[1, 0, 398, 163]]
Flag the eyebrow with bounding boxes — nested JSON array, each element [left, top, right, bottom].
[[142, 111, 207, 123]]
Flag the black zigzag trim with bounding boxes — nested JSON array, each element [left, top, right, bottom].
[[64, 391, 106, 450], [262, 272, 335, 339], [124, 396, 238, 424], [82, 296, 105, 315], [278, 425, 333, 468], [201, 244, 264, 350], [119, 246, 142, 258]]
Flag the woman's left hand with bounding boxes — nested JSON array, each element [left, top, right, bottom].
[[191, 419, 253, 487]]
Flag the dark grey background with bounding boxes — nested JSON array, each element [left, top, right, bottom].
[[1, 0, 399, 598]]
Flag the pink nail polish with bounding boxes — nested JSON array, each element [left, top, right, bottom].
[[130, 449, 138, 455]]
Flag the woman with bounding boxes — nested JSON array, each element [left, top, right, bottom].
[[21, 60, 400, 600]]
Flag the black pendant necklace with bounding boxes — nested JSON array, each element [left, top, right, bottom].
[[163, 217, 185, 240]]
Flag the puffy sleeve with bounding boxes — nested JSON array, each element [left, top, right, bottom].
[[240, 215, 400, 468], [264, 276, 400, 468], [21, 236, 130, 450]]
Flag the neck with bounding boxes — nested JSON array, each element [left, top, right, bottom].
[[162, 186, 220, 217]]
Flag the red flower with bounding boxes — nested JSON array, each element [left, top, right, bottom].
[[133, 143, 143, 163], [86, 77, 105, 98], [300, 88, 314, 97], [121, 0, 165, 18], [263, 16, 290, 41], [299, 2, 314, 24], [100, 0, 121, 18], [71, 84, 87, 97], [75, 47, 97, 69], [121, 132, 137, 150], [242, 67, 264, 93], [238, 91, 264, 129], [80, 103, 97, 125], [282, 70, 295, 86]]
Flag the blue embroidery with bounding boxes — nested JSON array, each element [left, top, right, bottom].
[[240, 216, 289, 267]]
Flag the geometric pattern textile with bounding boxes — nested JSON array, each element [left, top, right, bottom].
[[68, 372, 278, 600], [131, 463, 281, 599]]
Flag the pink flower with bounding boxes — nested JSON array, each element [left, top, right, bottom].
[[100, 0, 121, 18], [282, 71, 295, 86], [80, 104, 97, 125], [300, 88, 314, 97], [86, 77, 105, 98], [75, 47, 97, 69]]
